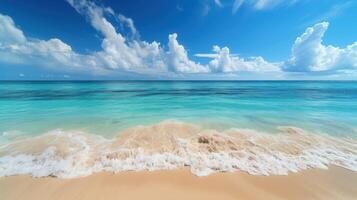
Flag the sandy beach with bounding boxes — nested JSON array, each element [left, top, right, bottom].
[[1, 166, 356, 200], [1, 0, 357, 198]]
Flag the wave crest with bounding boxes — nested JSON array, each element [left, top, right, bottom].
[[0, 121, 356, 178]]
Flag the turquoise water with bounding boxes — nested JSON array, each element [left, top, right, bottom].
[[1, 81, 357, 140], [1, 81, 357, 178]]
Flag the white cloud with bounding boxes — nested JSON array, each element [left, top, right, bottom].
[[1, 0, 356, 79], [0, 13, 103, 73], [0, 0, 209, 75], [67, 0, 206, 73], [0, 0, 283, 77], [196, 21, 357, 75], [167, 33, 209, 73], [66, 0, 159, 72], [117, 14, 139, 39], [197, 45, 280, 73], [284, 22, 357, 72], [0, 14, 26, 45], [253, 0, 285, 10], [232, 0, 298, 13]]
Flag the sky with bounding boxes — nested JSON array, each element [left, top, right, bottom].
[[0, 0, 356, 80]]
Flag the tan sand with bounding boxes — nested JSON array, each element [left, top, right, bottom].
[[0, 166, 356, 200]]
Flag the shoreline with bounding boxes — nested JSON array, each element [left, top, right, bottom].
[[1, 166, 356, 200], [1, 121, 357, 178]]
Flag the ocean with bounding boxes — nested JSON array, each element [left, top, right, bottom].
[[0, 81, 356, 177]]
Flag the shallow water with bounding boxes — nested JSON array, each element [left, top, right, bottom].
[[0, 81, 357, 177], [1, 81, 357, 138]]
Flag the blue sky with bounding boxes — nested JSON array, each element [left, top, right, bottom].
[[0, 0, 356, 80]]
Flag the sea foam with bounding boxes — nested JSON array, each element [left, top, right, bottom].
[[0, 121, 356, 178]]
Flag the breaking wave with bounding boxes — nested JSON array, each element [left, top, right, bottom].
[[0, 121, 356, 178]]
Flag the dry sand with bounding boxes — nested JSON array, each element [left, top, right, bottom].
[[0, 166, 356, 200]]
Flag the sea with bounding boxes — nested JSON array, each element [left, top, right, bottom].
[[0, 81, 356, 178]]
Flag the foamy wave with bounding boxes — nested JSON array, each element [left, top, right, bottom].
[[0, 121, 356, 178]]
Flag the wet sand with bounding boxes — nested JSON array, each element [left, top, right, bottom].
[[0, 166, 356, 200]]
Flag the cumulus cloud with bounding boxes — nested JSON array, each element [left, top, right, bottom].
[[232, 0, 298, 13], [0, 13, 102, 73], [284, 22, 357, 72], [66, 0, 165, 73], [117, 14, 139, 39], [0, 14, 26, 44], [0, 0, 287, 77], [1, 0, 356, 79], [0, 0, 209, 75], [195, 21, 357, 75], [202, 45, 280, 73], [167, 33, 208, 73], [67, 0, 210, 74]]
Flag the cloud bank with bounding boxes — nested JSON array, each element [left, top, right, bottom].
[[198, 45, 280, 73], [0, 13, 100, 73], [0, 0, 211, 75], [196, 21, 357, 75], [0, 0, 357, 79]]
